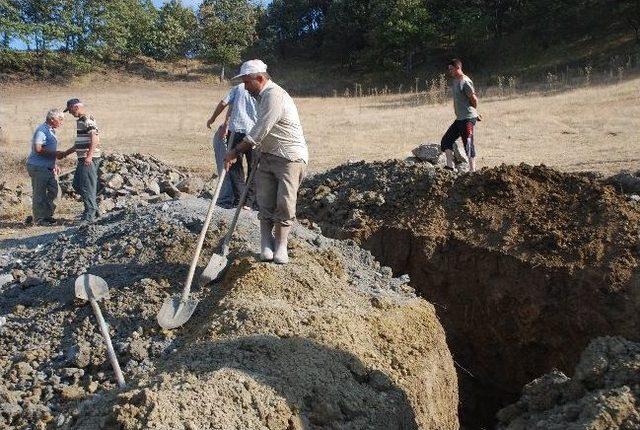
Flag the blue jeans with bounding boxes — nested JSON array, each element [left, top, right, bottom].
[[213, 132, 234, 206]]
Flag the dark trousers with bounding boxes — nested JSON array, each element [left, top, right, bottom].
[[440, 118, 477, 158], [73, 157, 101, 221], [227, 132, 257, 208], [27, 164, 58, 221]]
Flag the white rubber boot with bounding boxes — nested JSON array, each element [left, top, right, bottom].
[[273, 224, 291, 265], [260, 220, 275, 261]]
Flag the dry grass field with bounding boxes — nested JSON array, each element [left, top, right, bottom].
[[1, 74, 639, 191]]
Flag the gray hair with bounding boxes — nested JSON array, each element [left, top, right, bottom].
[[46, 108, 64, 122]]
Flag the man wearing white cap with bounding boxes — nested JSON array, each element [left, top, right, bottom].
[[224, 59, 308, 265]]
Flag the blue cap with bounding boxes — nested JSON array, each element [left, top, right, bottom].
[[63, 98, 81, 112]]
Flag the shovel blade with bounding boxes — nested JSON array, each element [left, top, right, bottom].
[[157, 296, 199, 329], [199, 253, 228, 286], [74, 274, 109, 301]]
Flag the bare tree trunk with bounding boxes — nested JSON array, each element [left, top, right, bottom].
[[220, 64, 225, 81]]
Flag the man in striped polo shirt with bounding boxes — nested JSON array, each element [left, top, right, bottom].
[[60, 98, 102, 222]]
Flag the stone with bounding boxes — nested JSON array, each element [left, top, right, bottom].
[[0, 273, 13, 288], [0, 402, 22, 419], [176, 177, 204, 195], [103, 173, 124, 190], [412, 143, 443, 164], [160, 181, 182, 199], [145, 180, 161, 196]]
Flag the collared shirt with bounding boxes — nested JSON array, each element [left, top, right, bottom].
[[244, 81, 308, 163], [74, 114, 101, 158], [222, 84, 257, 133], [26, 123, 58, 169], [452, 75, 478, 120]]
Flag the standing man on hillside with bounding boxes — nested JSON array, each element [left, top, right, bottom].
[[206, 82, 258, 208], [59, 98, 102, 223], [440, 58, 480, 172], [224, 60, 308, 265], [25, 109, 65, 225]]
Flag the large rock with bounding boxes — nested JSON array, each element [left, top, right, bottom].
[[412, 143, 444, 164], [176, 177, 204, 195], [102, 173, 124, 190], [497, 336, 640, 429]]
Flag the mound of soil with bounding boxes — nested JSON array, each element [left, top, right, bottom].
[[497, 336, 640, 429], [0, 200, 458, 429], [298, 161, 640, 427]]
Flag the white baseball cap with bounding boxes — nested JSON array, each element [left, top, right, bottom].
[[232, 59, 268, 79]]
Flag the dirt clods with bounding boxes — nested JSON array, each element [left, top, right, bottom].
[[497, 336, 640, 429], [298, 160, 640, 427]]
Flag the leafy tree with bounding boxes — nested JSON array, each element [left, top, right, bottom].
[[0, 0, 25, 48], [198, 0, 260, 78], [145, 0, 198, 60]]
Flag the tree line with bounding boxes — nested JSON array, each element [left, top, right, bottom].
[[1, 0, 637, 75]]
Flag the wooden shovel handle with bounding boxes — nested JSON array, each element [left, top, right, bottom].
[[181, 168, 227, 302], [221, 154, 259, 256], [90, 299, 126, 388]]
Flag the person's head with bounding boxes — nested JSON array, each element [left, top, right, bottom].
[[63, 98, 84, 118], [447, 58, 463, 78], [45, 109, 64, 129], [233, 60, 270, 96]]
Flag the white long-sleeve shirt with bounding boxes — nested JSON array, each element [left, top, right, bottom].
[[244, 81, 308, 163]]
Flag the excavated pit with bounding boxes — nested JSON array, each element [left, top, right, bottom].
[[298, 161, 640, 428]]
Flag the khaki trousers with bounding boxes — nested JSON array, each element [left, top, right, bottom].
[[256, 153, 306, 226]]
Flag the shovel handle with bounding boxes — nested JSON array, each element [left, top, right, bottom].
[[90, 299, 126, 388], [221, 154, 260, 256], [181, 168, 228, 302]]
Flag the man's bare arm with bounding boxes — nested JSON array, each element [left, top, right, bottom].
[[207, 100, 228, 129]]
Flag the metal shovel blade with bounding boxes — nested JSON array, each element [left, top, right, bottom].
[[157, 296, 199, 329], [200, 253, 228, 286], [75, 274, 109, 301]]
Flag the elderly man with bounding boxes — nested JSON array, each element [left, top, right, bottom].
[[224, 60, 308, 264], [59, 98, 102, 223], [206, 82, 258, 208], [25, 109, 65, 225]]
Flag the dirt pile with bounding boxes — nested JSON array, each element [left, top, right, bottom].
[[297, 161, 640, 427], [497, 336, 640, 429], [58, 153, 210, 215], [0, 199, 458, 429]]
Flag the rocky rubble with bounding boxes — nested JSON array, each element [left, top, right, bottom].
[[58, 153, 210, 215], [0, 199, 459, 429], [497, 336, 640, 430]]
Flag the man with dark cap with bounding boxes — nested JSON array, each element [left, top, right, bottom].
[[59, 98, 102, 222]]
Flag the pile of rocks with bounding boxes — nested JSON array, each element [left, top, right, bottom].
[[58, 153, 209, 214], [497, 336, 640, 429]]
